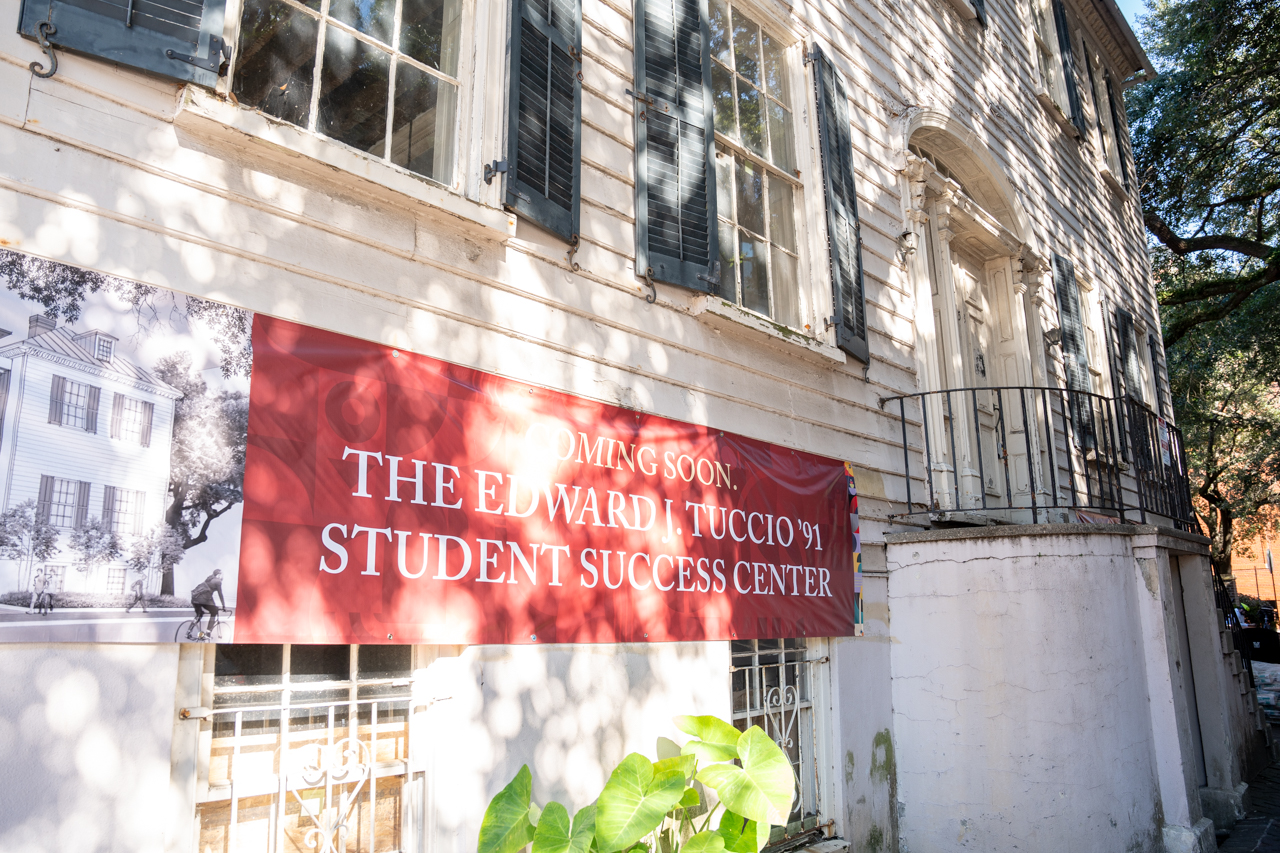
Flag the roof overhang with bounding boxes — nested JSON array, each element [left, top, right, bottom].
[[1089, 0, 1154, 80]]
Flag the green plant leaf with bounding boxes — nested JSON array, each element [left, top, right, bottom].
[[715, 812, 764, 853], [680, 741, 739, 764], [595, 754, 687, 853], [673, 716, 742, 754], [653, 754, 697, 782], [696, 728, 794, 827], [682, 832, 727, 853], [532, 803, 570, 853], [678, 787, 701, 809], [479, 766, 536, 853], [530, 803, 544, 828]]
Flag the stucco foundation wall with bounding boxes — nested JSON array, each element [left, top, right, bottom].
[[0, 643, 180, 853], [886, 530, 1163, 853]]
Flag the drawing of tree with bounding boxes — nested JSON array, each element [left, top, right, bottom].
[[69, 517, 122, 579], [155, 353, 250, 595], [128, 525, 186, 591], [0, 500, 60, 590]]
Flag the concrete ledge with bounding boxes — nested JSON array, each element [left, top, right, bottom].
[[884, 521, 1209, 550], [1201, 782, 1247, 831], [1162, 818, 1217, 853]]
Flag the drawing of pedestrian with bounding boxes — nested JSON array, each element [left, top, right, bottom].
[[124, 575, 148, 613]]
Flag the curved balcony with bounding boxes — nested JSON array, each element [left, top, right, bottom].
[[879, 385, 1195, 531]]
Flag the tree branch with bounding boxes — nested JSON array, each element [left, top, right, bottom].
[[1145, 210, 1275, 258]]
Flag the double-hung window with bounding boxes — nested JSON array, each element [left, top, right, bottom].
[[709, 1, 802, 329], [49, 376, 100, 433], [1030, 0, 1084, 136], [49, 478, 81, 529], [231, 0, 462, 186]]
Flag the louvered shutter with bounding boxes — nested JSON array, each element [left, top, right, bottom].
[[634, 0, 718, 292], [102, 485, 117, 532], [48, 375, 65, 425], [1148, 333, 1168, 417], [37, 475, 54, 524], [85, 385, 101, 434], [0, 369, 10, 439], [1053, 254, 1095, 448], [110, 393, 125, 440], [1052, 0, 1086, 137], [74, 481, 91, 529], [812, 44, 869, 364], [140, 401, 155, 447], [18, 0, 227, 87], [971, 0, 986, 26], [1105, 73, 1132, 191], [1116, 308, 1142, 399], [507, 0, 581, 241]]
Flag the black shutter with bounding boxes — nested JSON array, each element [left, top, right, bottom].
[[812, 44, 869, 364], [37, 475, 54, 524], [18, 0, 227, 87], [1149, 333, 1168, 417], [1105, 73, 1132, 191], [102, 485, 117, 532], [110, 394, 125, 440], [971, 0, 986, 26], [85, 386, 101, 434], [507, 0, 581, 241], [140, 401, 155, 447], [48, 375, 65, 425], [1052, 0, 1086, 137], [1053, 254, 1095, 448], [0, 369, 10, 444], [74, 481, 91, 529], [634, 0, 718, 292], [1116, 308, 1142, 399]]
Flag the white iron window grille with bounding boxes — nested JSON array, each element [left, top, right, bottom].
[[61, 379, 90, 430], [199, 644, 419, 853], [731, 638, 825, 845], [230, 0, 462, 187], [49, 478, 78, 528]]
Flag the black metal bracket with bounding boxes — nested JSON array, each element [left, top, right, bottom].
[[626, 88, 655, 107], [483, 160, 508, 185], [167, 35, 228, 76], [566, 234, 581, 271], [644, 267, 657, 304], [697, 260, 721, 288], [29, 22, 57, 79]]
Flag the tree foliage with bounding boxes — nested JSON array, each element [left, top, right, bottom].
[[128, 524, 187, 582], [69, 517, 123, 576], [1127, 0, 1280, 346], [0, 500, 60, 588]]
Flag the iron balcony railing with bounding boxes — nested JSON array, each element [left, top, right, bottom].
[[879, 385, 1195, 531]]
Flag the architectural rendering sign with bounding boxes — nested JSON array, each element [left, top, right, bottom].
[[0, 250, 859, 644]]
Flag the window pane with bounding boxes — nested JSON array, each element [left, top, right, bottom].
[[734, 155, 764, 235], [719, 220, 738, 304], [762, 32, 788, 105], [737, 82, 765, 159], [708, 0, 731, 66], [290, 644, 351, 682], [233, 0, 318, 127], [329, 0, 394, 44], [391, 63, 457, 185], [711, 62, 736, 141], [715, 146, 734, 214], [317, 28, 390, 156], [358, 644, 412, 678], [739, 231, 770, 316], [766, 99, 794, 173], [772, 246, 800, 328], [215, 644, 284, 687], [401, 0, 463, 76], [731, 11, 761, 88], [768, 177, 796, 252]]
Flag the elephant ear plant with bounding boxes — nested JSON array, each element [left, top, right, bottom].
[[477, 715, 795, 853]]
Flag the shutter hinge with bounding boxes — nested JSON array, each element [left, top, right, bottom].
[[802, 42, 816, 66], [824, 315, 836, 331], [167, 35, 229, 76], [626, 88, 655, 107], [697, 260, 721, 288], [484, 160, 509, 185], [29, 21, 58, 79]]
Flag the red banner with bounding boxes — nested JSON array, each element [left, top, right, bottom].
[[235, 316, 857, 645]]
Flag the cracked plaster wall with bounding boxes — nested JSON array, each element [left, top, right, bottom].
[[886, 532, 1163, 853]]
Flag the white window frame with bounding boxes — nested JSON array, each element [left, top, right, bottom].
[[49, 477, 79, 529], [60, 379, 90, 431], [119, 396, 148, 445], [110, 488, 142, 536], [1028, 0, 1074, 128]]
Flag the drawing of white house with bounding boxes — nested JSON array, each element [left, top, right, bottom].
[[0, 314, 181, 596]]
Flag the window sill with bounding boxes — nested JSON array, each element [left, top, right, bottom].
[[941, 0, 979, 19], [1100, 168, 1129, 198], [1035, 90, 1082, 139], [690, 296, 847, 366], [174, 87, 515, 239]]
